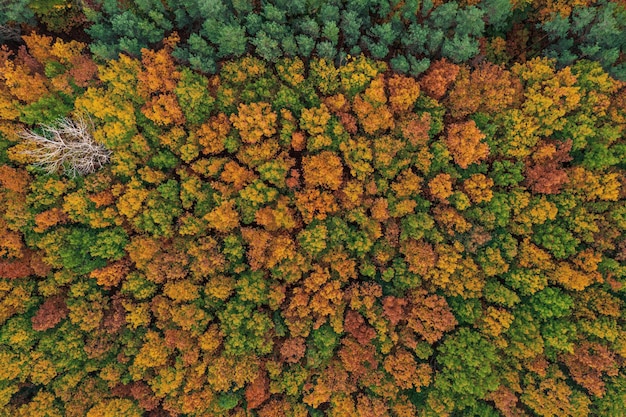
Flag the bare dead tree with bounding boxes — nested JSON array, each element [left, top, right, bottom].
[[18, 116, 111, 177], [0, 24, 21, 42]]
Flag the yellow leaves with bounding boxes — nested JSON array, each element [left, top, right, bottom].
[[230, 102, 277, 144], [134, 330, 170, 369], [567, 167, 620, 202], [391, 169, 422, 198], [513, 197, 558, 233], [75, 87, 136, 142], [199, 324, 223, 353], [339, 55, 385, 95], [550, 262, 597, 291], [116, 179, 149, 219], [29, 353, 57, 385], [310, 58, 340, 95], [97, 54, 141, 99], [463, 174, 494, 203], [86, 399, 142, 417], [204, 200, 240, 232], [302, 151, 344, 190], [480, 306, 514, 337], [340, 137, 373, 181], [300, 104, 332, 136], [276, 57, 305, 86], [514, 58, 581, 136], [205, 275, 235, 302], [221, 56, 267, 85], [164, 280, 200, 302]]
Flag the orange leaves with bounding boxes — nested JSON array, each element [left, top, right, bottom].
[[204, 200, 240, 233], [391, 169, 422, 198], [137, 47, 181, 97], [0, 166, 30, 194], [196, 113, 231, 155], [448, 63, 522, 118], [90, 260, 130, 288], [400, 112, 431, 147], [387, 74, 420, 113], [445, 120, 489, 169], [419, 59, 460, 100], [405, 289, 457, 344], [0, 56, 49, 104], [401, 240, 437, 276], [280, 338, 306, 364], [302, 151, 344, 191], [429, 173, 454, 201], [246, 370, 271, 410], [295, 189, 339, 224], [525, 140, 572, 195], [33, 208, 68, 233], [383, 349, 431, 390], [353, 75, 394, 134], [230, 102, 277, 144], [142, 94, 185, 126]]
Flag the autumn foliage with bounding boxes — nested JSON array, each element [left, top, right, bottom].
[[1, 21, 626, 417]]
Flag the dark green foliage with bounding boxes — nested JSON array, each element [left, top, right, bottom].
[[84, 0, 490, 72], [540, 0, 626, 80]]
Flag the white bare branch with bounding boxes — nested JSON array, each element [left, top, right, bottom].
[[18, 116, 111, 178]]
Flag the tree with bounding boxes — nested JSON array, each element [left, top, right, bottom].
[[445, 120, 489, 169], [19, 116, 111, 177]]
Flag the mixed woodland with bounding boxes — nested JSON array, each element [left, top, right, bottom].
[[1, 0, 626, 415]]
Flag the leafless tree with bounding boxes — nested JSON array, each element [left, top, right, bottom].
[[0, 24, 21, 42], [19, 116, 111, 177]]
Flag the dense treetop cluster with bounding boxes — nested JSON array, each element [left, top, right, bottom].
[[1, 1, 626, 416]]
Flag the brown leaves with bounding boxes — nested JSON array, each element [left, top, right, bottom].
[[406, 289, 457, 344], [525, 140, 572, 195], [562, 342, 619, 397], [245, 369, 270, 410], [280, 337, 306, 364], [32, 295, 68, 331]]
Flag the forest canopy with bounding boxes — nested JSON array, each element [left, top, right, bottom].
[[1, 1, 626, 416]]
